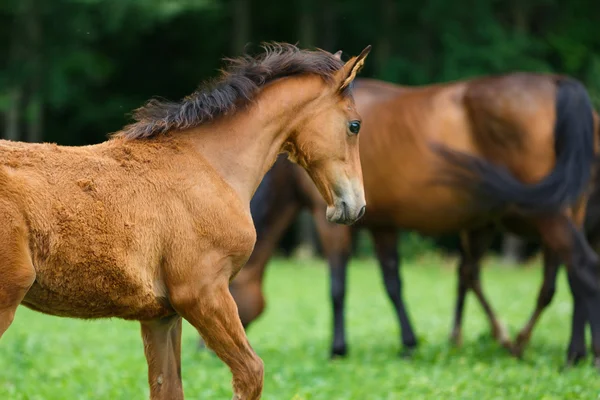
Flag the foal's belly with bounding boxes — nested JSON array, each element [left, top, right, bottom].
[[22, 267, 174, 321]]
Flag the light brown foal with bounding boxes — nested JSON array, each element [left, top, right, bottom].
[[0, 43, 371, 399]]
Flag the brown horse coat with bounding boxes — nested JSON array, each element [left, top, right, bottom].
[[229, 74, 600, 366], [0, 43, 372, 399]]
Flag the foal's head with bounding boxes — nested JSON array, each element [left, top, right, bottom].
[[115, 43, 370, 225], [283, 46, 371, 225]]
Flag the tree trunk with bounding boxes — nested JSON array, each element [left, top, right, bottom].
[[298, 0, 315, 48], [5, 87, 23, 141], [25, 0, 43, 143], [231, 0, 250, 55], [376, 0, 396, 77], [321, 0, 337, 52]]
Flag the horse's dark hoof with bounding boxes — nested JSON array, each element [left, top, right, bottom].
[[330, 344, 348, 359], [400, 347, 416, 359], [563, 350, 587, 370], [511, 344, 524, 359], [593, 357, 600, 371]]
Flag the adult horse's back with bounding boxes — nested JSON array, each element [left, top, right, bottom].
[[229, 73, 600, 367], [0, 43, 372, 399], [357, 74, 594, 232]]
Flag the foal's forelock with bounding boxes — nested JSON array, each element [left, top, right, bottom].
[[113, 43, 346, 141]]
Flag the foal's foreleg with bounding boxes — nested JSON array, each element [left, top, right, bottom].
[[371, 228, 417, 356], [0, 228, 36, 339], [512, 248, 561, 358], [171, 279, 263, 400], [141, 316, 184, 400]]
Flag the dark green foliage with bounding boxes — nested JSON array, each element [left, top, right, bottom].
[[1, 0, 598, 255]]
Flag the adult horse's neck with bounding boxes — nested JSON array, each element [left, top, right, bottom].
[[180, 76, 324, 205]]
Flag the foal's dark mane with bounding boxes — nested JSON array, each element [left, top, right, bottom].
[[114, 43, 345, 140]]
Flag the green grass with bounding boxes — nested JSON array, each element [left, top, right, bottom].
[[2, 256, 600, 399]]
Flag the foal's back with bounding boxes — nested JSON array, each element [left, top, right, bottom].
[[0, 138, 246, 320]]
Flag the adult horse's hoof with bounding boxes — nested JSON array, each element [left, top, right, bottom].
[[400, 347, 416, 359], [562, 350, 587, 370], [593, 356, 600, 371], [493, 324, 513, 352], [330, 344, 348, 359], [449, 331, 462, 348]]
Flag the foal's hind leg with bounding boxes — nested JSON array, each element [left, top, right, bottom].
[[370, 228, 417, 356], [512, 248, 561, 358], [169, 271, 263, 400], [141, 316, 184, 400], [450, 229, 511, 349], [0, 223, 36, 339]]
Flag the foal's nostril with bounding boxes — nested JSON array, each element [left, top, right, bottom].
[[357, 205, 366, 220]]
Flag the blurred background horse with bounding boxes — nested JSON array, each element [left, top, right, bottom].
[[225, 75, 600, 367]]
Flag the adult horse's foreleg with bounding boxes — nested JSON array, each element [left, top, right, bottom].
[[450, 228, 511, 349], [313, 208, 352, 358], [512, 248, 561, 358], [534, 214, 600, 368], [141, 316, 184, 400], [171, 279, 264, 400], [370, 228, 417, 356]]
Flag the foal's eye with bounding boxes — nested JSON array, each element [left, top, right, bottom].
[[348, 121, 361, 135]]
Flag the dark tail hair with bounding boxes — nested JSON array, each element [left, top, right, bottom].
[[433, 77, 595, 214]]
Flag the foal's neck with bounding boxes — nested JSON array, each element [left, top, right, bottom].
[[182, 77, 324, 205]]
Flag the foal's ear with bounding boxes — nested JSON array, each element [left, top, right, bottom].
[[338, 45, 371, 92], [333, 50, 343, 60]]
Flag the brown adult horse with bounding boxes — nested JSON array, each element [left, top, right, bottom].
[[0, 43, 371, 400], [226, 75, 600, 368]]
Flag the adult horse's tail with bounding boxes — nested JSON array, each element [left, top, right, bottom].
[[434, 77, 596, 214]]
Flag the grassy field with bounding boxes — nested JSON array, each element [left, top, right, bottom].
[[2, 255, 600, 399]]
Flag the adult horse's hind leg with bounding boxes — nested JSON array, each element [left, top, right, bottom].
[[0, 221, 36, 339], [512, 248, 561, 358], [170, 277, 264, 399], [141, 316, 184, 400], [370, 228, 417, 356], [534, 214, 600, 368], [450, 228, 511, 350]]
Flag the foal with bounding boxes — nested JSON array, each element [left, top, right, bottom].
[[0, 43, 371, 399]]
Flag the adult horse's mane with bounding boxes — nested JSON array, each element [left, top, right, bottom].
[[114, 43, 345, 140]]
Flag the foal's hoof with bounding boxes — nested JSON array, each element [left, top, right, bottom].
[[330, 344, 348, 359]]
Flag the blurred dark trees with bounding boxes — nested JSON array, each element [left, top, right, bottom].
[[1, 0, 598, 259]]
